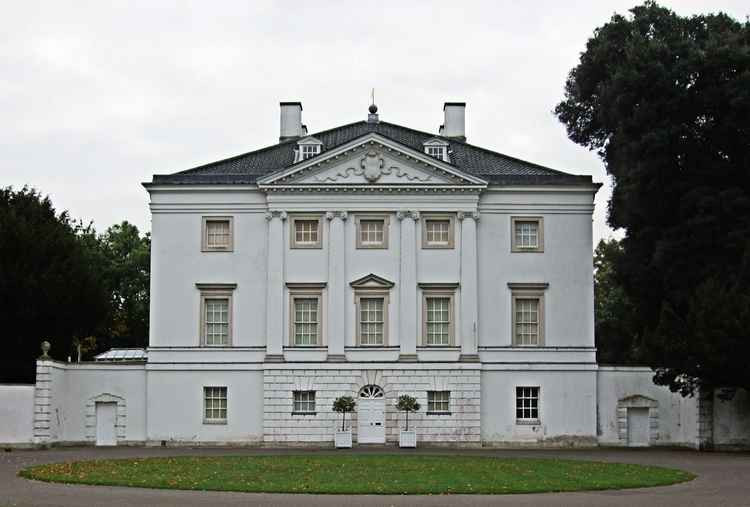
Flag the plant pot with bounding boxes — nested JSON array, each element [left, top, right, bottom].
[[335, 430, 352, 448], [399, 429, 417, 448]]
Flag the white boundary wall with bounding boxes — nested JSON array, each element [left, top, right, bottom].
[[0, 385, 34, 444]]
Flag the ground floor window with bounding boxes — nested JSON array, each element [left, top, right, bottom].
[[293, 390, 316, 414], [427, 390, 451, 414], [203, 386, 227, 423], [516, 386, 539, 423]]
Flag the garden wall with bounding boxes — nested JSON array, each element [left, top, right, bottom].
[[0, 384, 34, 445]]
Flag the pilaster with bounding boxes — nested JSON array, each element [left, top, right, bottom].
[[265, 211, 286, 361], [458, 211, 480, 362], [327, 211, 347, 361], [398, 210, 419, 361]]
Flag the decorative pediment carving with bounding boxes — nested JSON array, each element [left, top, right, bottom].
[[313, 149, 432, 183]]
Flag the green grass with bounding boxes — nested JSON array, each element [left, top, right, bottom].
[[19, 455, 694, 495]]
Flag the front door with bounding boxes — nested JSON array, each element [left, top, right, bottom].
[[95, 401, 117, 446], [358, 384, 386, 444], [358, 399, 385, 443]]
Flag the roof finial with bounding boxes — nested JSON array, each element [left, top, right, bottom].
[[368, 88, 379, 122]]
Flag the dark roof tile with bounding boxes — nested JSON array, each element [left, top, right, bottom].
[[151, 121, 591, 185]]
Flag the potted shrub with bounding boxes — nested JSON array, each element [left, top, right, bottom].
[[332, 395, 356, 448], [396, 394, 420, 448]]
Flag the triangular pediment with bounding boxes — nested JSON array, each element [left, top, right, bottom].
[[350, 273, 395, 289], [257, 133, 487, 191]]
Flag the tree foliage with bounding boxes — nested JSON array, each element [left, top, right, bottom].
[[594, 238, 640, 364], [395, 394, 420, 431], [0, 187, 109, 381], [0, 188, 151, 382], [332, 396, 356, 431], [556, 2, 750, 396]]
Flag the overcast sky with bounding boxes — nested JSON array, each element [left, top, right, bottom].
[[2, 1, 747, 245]]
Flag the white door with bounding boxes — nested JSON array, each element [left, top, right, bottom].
[[358, 398, 386, 443], [627, 407, 649, 447], [95, 402, 117, 446]]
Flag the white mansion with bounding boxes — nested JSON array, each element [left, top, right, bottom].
[[3, 101, 748, 449]]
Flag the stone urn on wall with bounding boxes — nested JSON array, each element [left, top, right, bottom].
[[396, 394, 420, 448], [332, 395, 356, 448]]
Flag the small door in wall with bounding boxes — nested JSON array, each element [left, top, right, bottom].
[[627, 407, 650, 447], [95, 401, 117, 446], [358, 399, 386, 444]]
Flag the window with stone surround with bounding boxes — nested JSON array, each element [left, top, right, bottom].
[[427, 391, 451, 414], [356, 214, 389, 249], [509, 282, 547, 346], [202, 216, 233, 252], [420, 283, 457, 346], [290, 215, 322, 249], [287, 283, 325, 347], [293, 390, 316, 414], [197, 283, 236, 346], [203, 386, 227, 424], [422, 214, 455, 249], [359, 297, 385, 345], [516, 386, 539, 423], [511, 216, 544, 253]]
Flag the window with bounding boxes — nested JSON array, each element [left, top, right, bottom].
[[516, 386, 539, 423], [288, 283, 325, 346], [420, 284, 457, 346], [203, 386, 227, 423], [356, 215, 389, 249], [422, 215, 455, 249], [301, 144, 320, 160], [351, 274, 393, 347], [197, 283, 236, 346], [359, 297, 385, 345], [293, 390, 316, 414], [511, 216, 544, 253], [293, 298, 319, 345], [202, 217, 233, 251], [290, 215, 322, 249], [509, 283, 548, 346], [427, 391, 451, 414], [426, 145, 446, 160]]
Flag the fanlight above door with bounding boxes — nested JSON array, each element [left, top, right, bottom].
[[359, 385, 384, 399]]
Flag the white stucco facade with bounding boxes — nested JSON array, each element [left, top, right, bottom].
[[2, 102, 747, 448]]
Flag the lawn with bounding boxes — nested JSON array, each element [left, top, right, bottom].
[[20, 455, 694, 495]]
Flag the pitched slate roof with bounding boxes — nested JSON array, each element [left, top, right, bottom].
[[150, 121, 593, 186]]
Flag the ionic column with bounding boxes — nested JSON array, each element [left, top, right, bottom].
[[459, 211, 480, 361], [327, 211, 347, 362], [264, 210, 286, 361], [398, 210, 419, 362]]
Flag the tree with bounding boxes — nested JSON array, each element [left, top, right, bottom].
[[395, 394, 420, 431], [0, 187, 109, 382], [96, 221, 150, 351], [332, 396, 356, 431], [555, 2, 750, 397], [593, 238, 640, 364]]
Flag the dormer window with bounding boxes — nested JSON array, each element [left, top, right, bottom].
[[294, 137, 323, 163], [426, 146, 446, 160], [423, 138, 450, 162], [301, 144, 320, 160]]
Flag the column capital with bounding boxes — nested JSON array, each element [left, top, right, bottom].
[[325, 211, 335, 221], [326, 211, 348, 221], [265, 210, 288, 220], [457, 211, 480, 221], [397, 210, 420, 221]]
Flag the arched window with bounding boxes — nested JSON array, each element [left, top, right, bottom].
[[359, 385, 384, 399]]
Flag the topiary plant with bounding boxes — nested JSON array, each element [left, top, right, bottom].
[[332, 395, 356, 431], [395, 394, 420, 431]]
